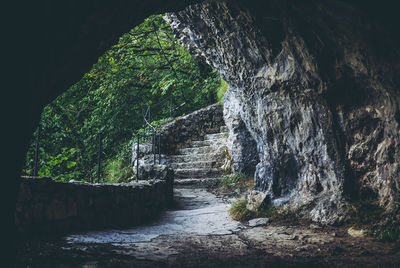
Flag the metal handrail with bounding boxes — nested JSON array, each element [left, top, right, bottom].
[[135, 96, 188, 181], [136, 105, 163, 181]]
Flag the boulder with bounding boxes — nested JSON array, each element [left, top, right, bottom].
[[246, 190, 268, 212]]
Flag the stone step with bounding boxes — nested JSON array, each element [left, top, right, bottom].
[[174, 168, 225, 178], [190, 139, 226, 148], [168, 153, 225, 163], [174, 177, 222, 187], [170, 160, 224, 170], [177, 146, 219, 155], [204, 132, 228, 141]]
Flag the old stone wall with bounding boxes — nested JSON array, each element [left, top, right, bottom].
[[132, 103, 225, 166], [159, 103, 225, 154], [15, 176, 173, 235]]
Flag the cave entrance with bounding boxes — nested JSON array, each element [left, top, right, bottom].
[[10, 0, 400, 266], [16, 9, 237, 266], [21, 13, 222, 184]]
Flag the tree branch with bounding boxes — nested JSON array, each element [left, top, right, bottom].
[[152, 22, 187, 102]]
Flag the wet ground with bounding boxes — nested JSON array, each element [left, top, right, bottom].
[[16, 186, 400, 267]]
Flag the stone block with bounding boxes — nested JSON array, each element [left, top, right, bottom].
[[248, 218, 270, 227]]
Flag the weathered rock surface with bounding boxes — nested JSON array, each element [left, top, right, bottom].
[[347, 227, 367, 238], [131, 143, 153, 167], [159, 103, 225, 154], [248, 217, 269, 227], [246, 190, 268, 212], [223, 89, 259, 176], [167, 0, 400, 224]]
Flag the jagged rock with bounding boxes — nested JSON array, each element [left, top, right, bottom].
[[167, 0, 400, 224], [248, 218, 270, 227], [138, 164, 174, 182], [246, 190, 268, 212], [223, 90, 259, 176], [131, 143, 153, 166], [133, 154, 169, 176]]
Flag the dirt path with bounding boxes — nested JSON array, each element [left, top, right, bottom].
[[16, 186, 400, 267]]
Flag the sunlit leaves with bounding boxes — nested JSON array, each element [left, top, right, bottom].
[[23, 14, 221, 182]]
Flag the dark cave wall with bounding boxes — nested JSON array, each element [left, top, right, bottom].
[[167, 0, 400, 223]]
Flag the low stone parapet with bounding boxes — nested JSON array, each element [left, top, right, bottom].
[[15, 176, 173, 236]]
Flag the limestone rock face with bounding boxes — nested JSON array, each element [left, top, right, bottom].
[[223, 89, 259, 176], [167, 0, 400, 224]]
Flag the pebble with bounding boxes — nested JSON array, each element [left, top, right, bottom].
[[248, 218, 270, 227]]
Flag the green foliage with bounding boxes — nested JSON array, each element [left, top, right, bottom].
[[220, 172, 247, 190], [346, 191, 400, 242], [370, 193, 400, 242], [37, 147, 81, 182], [103, 158, 133, 184], [217, 79, 228, 104], [229, 198, 254, 221], [347, 197, 383, 228], [229, 198, 302, 224], [22, 14, 222, 182]]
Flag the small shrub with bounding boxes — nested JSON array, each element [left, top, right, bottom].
[[221, 172, 247, 189], [103, 157, 133, 184], [372, 221, 400, 242], [222, 146, 233, 174], [217, 78, 228, 104], [229, 198, 254, 221], [229, 197, 302, 224], [347, 192, 384, 230], [37, 147, 81, 182], [371, 192, 400, 242]]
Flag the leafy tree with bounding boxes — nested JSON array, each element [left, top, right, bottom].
[[22, 14, 223, 182]]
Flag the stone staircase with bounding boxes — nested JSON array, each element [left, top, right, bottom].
[[168, 126, 229, 186]]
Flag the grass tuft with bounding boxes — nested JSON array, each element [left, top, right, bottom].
[[370, 192, 400, 242], [217, 79, 228, 104], [220, 172, 247, 189], [229, 197, 302, 224], [103, 158, 133, 184], [229, 198, 254, 221]]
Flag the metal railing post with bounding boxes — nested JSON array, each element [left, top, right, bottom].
[[158, 133, 161, 164], [33, 124, 41, 176], [148, 106, 151, 135], [136, 133, 140, 181], [152, 129, 156, 165], [97, 132, 102, 183], [143, 115, 146, 139]]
